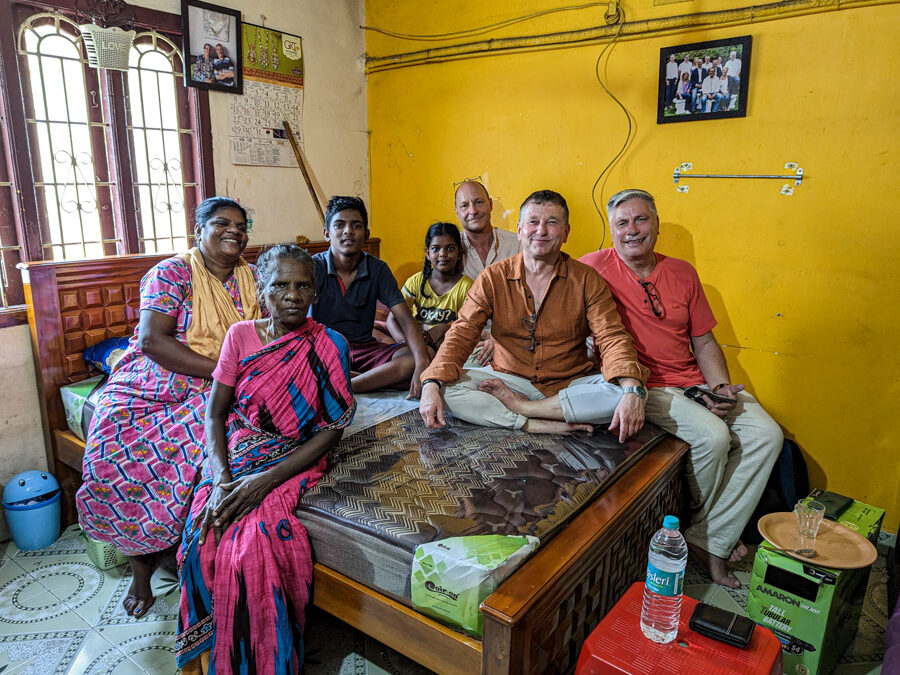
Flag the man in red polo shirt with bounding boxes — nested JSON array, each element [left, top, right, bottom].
[[581, 189, 782, 588]]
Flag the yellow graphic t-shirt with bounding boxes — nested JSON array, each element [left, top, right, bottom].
[[401, 272, 474, 330]]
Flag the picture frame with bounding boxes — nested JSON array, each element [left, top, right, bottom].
[[181, 0, 243, 94], [657, 35, 751, 124]]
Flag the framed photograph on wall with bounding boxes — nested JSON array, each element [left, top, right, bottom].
[[182, 0, 243, 94], [657, 35, 751, 124]]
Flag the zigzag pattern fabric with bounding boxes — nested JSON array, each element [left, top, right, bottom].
[[299, 411, 668, 550], [176, 320, 356, 672], [77, 258, 252, 556]]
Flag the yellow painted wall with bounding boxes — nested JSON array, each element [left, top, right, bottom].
[[365, 2, 900, 530]]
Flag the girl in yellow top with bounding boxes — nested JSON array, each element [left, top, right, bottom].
[[388, 222, 473, 350]]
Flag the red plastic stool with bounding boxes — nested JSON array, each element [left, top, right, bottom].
[[576, 582, 783, 674]]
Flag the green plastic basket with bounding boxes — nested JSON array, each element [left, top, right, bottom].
[[82, 531, 127, 570]]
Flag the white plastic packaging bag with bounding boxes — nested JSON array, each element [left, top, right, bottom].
[[411, 534, 539, 637]]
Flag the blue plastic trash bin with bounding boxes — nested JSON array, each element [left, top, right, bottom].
[[3, 470, 61, 550]]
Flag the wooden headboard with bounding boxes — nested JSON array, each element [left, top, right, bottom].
[[19, 239, 380, 525]]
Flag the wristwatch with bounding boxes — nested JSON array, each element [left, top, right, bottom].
[[423, 379, 443, 390], [622, 385, 647, 399]]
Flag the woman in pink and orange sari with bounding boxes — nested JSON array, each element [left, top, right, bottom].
[[176, 245, 355, 674]]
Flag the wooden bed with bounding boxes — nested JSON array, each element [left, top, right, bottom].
[[20, 245, 688, 675]]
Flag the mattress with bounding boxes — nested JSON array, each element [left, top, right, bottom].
[[297, 406, 668, 607]]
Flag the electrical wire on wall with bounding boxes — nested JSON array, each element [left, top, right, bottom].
[[361, 2, 612, 42], [590, 2, 632, 250], [365, 0, 637, 250]]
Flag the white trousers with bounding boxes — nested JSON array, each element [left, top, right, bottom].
[[444, 367, 624, 430], [645, 387, 783, 558]]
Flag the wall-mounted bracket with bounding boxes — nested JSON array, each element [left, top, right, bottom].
[[673, 162, 804, 194]]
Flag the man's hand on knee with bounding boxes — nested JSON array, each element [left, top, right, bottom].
[[419, 381, 446, 428], [609, 393, 645, 443]]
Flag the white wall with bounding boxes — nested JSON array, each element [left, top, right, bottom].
[[0, 325, 49, 540], [142, 0, 369, 242], [0, 0, 368, 538]]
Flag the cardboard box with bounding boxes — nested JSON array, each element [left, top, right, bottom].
[[747, 498, 884, 675], [834, 499, 884, 547]]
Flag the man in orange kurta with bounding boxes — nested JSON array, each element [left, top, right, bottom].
[[419, 189, 649, 441]]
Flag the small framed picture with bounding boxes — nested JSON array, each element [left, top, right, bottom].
[[657, 35, 751, 124], [182, 0, 243, 94]]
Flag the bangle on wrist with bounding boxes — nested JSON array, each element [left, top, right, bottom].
[[423, 378, 443, 390], [712, 383, 729, 393]]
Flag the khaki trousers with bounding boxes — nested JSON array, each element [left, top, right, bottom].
[[645, 387, 782, 559]]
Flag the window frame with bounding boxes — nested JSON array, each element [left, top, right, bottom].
[[0, 0, 215, 325]]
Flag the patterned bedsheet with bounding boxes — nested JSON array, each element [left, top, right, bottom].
[[297, 404, 668, 606]]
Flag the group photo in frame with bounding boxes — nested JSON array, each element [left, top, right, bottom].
[[181, 0, 243, 94], [657, 35, 751, 124]]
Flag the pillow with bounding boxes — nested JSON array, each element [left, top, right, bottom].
[[84, 337, 130, 374]]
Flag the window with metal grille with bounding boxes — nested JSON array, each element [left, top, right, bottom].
[[0, 1, 214, 314], [128, 31, 195, 254]]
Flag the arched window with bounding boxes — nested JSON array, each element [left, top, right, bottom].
[[127, 31, 192, 254], [18, 12, 106, 260], [0, 1, 214, 314]]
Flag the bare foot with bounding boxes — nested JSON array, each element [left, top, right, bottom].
[[728, 540, 749, 563], [688, 542, 741, 589], [124, 552, 158, 618], [479, 379, 528, 413], [523, 419, 594, 434]]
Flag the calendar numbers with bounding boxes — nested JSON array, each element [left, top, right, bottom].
[[230, 80, 304, 167]]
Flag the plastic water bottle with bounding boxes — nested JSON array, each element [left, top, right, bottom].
[[640, 514, 688, 643]]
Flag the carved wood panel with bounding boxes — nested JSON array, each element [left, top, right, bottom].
[[59, 281, 135, 381], [20, 240, 381, 524], [519, 463, 684, 674]]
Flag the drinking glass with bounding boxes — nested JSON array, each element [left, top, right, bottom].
[[794, 499, 825, 557]]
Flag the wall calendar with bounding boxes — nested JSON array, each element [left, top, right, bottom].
[[229, 23, 304, 167]]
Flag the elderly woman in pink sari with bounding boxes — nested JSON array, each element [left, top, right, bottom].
[[176, 245, 355, 674]]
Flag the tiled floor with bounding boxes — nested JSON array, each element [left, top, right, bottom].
[[0, 525, 179, 673], [0, 525, 892, 674]]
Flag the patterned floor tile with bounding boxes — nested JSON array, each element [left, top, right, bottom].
[[95, 568, 179, 626], [683, 583, 718, 604], [65, 628, 145, 675], [0, 554, 97, 634], [94, 620, 178, 673], [0, 629, 88, 674], [363, 633, 434, 675], [683, 582, 745, 614], [707, 586, 745, 614], [13, 552, 178, 628], [683, 556, 710, 586], [304, 606, 434, 675], [11, 525, 87, 561], [0, 539, 18, 560], [0, 523, 890, 675], [0, 555, 27, 582], [9, 555, 118, 628], [719, 571, 751, 608]]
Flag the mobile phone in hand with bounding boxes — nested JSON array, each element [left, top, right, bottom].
[[684, 385, 735, 407]]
